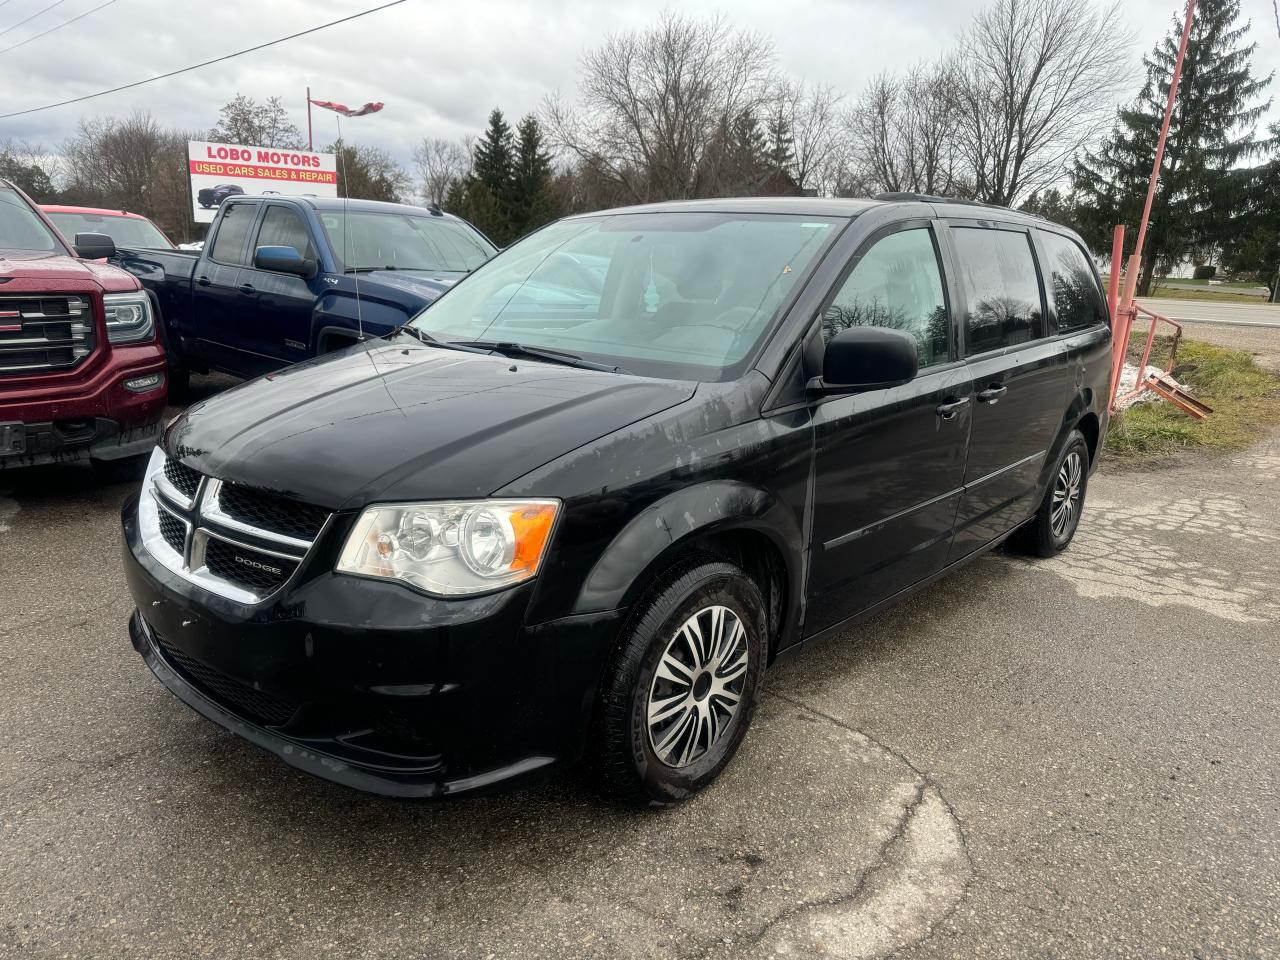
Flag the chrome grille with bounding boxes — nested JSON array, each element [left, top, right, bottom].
[[139, 449, 331, 603], [0, 295, 94, 374], [157, 506, 188, 556], [162, 458, 201, 501]]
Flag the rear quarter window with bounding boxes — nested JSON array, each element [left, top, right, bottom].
[[1039, 231, 1107, 332]]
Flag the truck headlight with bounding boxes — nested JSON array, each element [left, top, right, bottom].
[[336, 499, 559, 596], [103, 291, 155, 344]]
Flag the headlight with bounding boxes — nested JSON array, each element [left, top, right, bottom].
[[103, 291, 155, 344], [336, 499, 559, 596]]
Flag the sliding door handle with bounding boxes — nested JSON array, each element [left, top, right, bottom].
[[936, 397, 970, 420], [977, 384, 1008, 404]]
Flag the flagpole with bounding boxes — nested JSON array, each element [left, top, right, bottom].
[[306, 86, 313, 151]]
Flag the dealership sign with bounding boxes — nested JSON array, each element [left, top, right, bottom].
[[187, 140, 337, 223]]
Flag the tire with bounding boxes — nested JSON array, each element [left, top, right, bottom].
[[1019, 429, 1090, 557], [595, 559, 767, 805]]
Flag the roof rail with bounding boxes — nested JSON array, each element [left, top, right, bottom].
[[873, 191, 1017, 213]]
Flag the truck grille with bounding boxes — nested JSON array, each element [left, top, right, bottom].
[[0, 295, 94, 374], [140, 449, 332, 603]]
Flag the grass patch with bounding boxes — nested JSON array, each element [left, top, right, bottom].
[[1104, 337, 1280, 461], [1141, 286, 1270, 304]]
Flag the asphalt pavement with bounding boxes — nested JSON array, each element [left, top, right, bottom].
[[3, 350, 1279, 959], [1136, 296, 1280, 328]]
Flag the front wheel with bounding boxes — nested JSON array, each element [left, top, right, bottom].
[[595, 560, 766, 805], [1019, 429, 1090, 557]]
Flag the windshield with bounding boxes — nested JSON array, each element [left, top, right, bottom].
[[46, 211, 174, 250], [0, 189, 62, 254], [408, 212, 841, 381], [318, 210, 494, 273]]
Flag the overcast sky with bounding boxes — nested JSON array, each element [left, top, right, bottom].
[[2, 0, 1278, 176]]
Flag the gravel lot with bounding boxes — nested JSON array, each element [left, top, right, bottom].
[[3, 358, 1278, 959]]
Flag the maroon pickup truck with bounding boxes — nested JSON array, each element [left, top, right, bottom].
[[0, 179, 167, 472]]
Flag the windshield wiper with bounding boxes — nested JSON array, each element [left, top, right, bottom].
[[454, 340, 628, 374], [390, 326, 491, 354]]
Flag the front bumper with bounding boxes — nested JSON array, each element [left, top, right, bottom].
[[122, 496, 622, 798], [0, 343, 167, 468]]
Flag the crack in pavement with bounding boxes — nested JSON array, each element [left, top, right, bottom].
[[684, 693, 976, 960]]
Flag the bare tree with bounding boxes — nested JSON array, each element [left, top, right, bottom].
[[60, 112, 195, 239], [210, 94, 305, 148], [774, 81, 845, 194], [413, 136, 471, 207], [848, 72, 909, 194], [543, 12, 777, 203], [846, 60, 964, 197], [954, 0, 1131, 205]]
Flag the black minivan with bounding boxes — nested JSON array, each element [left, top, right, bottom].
[[122, 196, 1111, 803]]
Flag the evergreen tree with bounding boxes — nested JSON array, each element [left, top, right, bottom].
[[464, 109, 516, 243], [729, 110, 768, 192], [1072, 0, 1273, 295], [1020, 188, 1076, 229], [512, 114, 555, 238], [1222, 120, 1280, 296], [472, 109, 515, 200], [765, 109, 795, 178]]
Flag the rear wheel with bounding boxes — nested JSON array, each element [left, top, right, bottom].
[[1019, 429, 1090, 557], [595, 560, 766, 805]]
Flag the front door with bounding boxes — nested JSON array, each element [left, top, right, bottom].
[[232, 203, 320, 375], [192, 199, 255, 371], [806, 222, 972, 635], [944, 222, 1073, 559]]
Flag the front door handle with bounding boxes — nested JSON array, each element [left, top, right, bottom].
[[195, 276, 212, 287], [936, 397, 970, 420], [977, 384, 1008, 404], [237, 283, 256, 295]]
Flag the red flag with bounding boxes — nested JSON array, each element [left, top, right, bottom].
[[309, 98, 384, 117]]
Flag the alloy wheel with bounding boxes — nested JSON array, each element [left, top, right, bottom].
[[1051, 450, 1083, 539], [646, 604, 750, 768]]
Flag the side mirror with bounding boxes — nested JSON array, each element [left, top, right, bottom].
[[809, 326, 919, 394], [254, 245, 313, 277], [74, 232, 116, 260]]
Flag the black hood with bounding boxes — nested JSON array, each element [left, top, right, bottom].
[[164, 338, 696, 510]]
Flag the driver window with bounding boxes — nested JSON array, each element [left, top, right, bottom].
[[823, 228, 950, 368], [255, 206, 314, 264]]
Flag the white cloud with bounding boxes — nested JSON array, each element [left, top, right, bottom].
[[1, 0, 1277, 174]]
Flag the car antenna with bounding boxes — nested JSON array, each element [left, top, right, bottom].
[[335, 114, 363, 342]]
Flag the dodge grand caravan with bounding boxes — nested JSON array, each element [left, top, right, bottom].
[[121, 196, 1111, 803]]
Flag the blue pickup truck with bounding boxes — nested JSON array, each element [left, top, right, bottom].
[[115, 196, 496, 392]]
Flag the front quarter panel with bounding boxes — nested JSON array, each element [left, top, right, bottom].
[[499, 373, 812, 643]]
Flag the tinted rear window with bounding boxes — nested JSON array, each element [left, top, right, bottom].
[[952, 227, 1044, 354], [1040, 231, 1107, 332], [209, 202, 254, 265]]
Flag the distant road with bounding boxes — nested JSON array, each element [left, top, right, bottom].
[[1135, 297, 1280, 328]]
